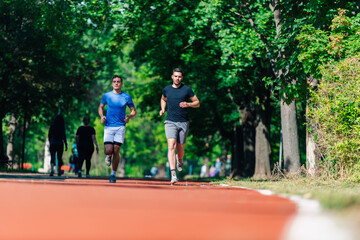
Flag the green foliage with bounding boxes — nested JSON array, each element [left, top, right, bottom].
[[225, 178, 360, 210], [309, 57, 360, 177], [298, 10, 360, 78], [300, 10, 360, 179]]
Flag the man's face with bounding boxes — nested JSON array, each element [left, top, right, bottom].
[[112, 77, 122, 90], [171, 71, 183, 86]]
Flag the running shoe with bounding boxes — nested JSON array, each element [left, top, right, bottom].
[[171, 175, 178, 185], [176, 155, 183, 172], [86, 174, 90, 178], [78, 171, 82, 178], [109, 175, 116, 183], [105, 155, 112, 167], [50, 170, 54, 177]]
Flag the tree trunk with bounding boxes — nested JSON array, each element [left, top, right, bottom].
[[6, 114, 17, 164], [306, 77, 320, 176], [231, 124, 243, 178], [306, 133, 318, 176], [241, 111, 255, 177], [219, 140, 228, 177], [0, 115, 4, 161], [253, 113, 271, 179], [281, 99, 300, 173]]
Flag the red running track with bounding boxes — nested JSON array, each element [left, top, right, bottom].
[[0, 176, 296, 240]]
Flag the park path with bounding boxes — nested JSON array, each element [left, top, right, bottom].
[[0, 174, 296, 240]]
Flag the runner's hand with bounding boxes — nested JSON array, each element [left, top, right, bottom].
[[179, 102, 188, 108], [124, 115, 131, 123], [101, 116, 106, 123], [159, 109, 165, 116]]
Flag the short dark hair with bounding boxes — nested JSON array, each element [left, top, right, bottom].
[[83, 115, 90, 122], [112, 75, 123, 83], [172, 68, 183, 74]]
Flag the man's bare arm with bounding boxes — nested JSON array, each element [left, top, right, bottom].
[[125, 107, 136, 123], [159, 95, 167, 116], [98, 103, 106, 123], [179, 95, 200, 108]]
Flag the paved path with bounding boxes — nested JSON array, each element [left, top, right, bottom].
[[0, 173, 296, 240]]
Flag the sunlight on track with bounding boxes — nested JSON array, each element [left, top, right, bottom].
[[0, 174, 296, 240]]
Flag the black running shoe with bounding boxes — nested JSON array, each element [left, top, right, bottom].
[[109, 175, 116, 183]]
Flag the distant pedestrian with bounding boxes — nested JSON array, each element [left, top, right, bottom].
[[76, 116, 99, 178], [215, 157, 221, 177], [209, 165, 216, 177], [48, 115, 68, 176], [98, 75, 136, 183], [69, 143, 78, 173], [225, 154, 232, 176], [159, 68, 200, 185], [200, 163, 207, 178]]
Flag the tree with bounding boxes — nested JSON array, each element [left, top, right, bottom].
[[0, 0, 116, 165]]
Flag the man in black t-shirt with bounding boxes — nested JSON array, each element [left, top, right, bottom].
[[159, 68, 200, 184], [76, 116, 99, 178]]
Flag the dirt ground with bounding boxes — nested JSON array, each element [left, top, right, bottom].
[[0, 173, 296, 240]]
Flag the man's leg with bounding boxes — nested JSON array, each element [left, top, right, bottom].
[[77, 148, 85, 177], [56, 145, 64, 176], [85, 149, 93, 176], [110, 126, 125, 181], [176, 143, 185, 168], [49, 145, 56, 176], [167, 138, 177, 171], [164, 121, 179, 184], [112, 144, 121, 172], [167, 138, 179, 184], [176, 121, 189, 171]]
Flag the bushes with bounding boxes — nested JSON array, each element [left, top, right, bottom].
[[309, 57, 360, 179], [298, 9, 360, 180]]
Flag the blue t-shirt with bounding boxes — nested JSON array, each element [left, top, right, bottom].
[[163, 84, 195, 122], [101, 91, 135, 127]]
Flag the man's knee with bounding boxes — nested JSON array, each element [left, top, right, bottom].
[[167, 141, 177, 150], [104, 144, 113, 155], [113, 145, 121, 154]]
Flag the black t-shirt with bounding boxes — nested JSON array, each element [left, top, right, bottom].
[[76, 126, 95, 147], [163, 84, 195, 122]]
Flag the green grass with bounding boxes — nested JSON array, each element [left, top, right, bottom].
[[214, 177, 360, 210]]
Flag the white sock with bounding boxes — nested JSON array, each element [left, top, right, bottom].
[[111, 170, 116, 176]]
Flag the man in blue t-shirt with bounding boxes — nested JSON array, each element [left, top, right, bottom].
[[159, 68, 200, 184], [98, 75, 136, 183]]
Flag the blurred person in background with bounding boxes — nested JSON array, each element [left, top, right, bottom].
[[76, 116, 99, 178], [48, 115, 67, 176], [69, 143, 78, 173], [225, 154, 232, 176], [215, 157, 221, 177]]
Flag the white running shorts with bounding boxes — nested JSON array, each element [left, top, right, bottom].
[[103, 126, 126, 146]]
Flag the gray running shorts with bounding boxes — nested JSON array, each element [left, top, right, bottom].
[[164, 120, 190, 144]]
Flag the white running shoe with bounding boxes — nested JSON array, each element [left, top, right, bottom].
[[176, 155, 183, 172], [171, 175, 178, 185], [105, 155, 111, 167]]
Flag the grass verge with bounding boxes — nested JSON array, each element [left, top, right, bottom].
[[215, 177, 360, 210]]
